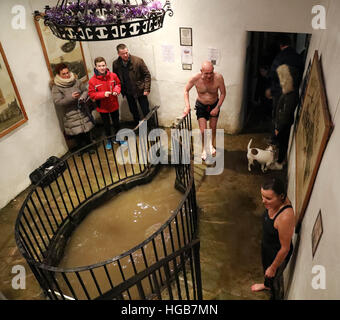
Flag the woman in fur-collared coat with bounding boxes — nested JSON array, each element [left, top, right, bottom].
[[52, 63, 94, 152], [273, 64, 299, 167]]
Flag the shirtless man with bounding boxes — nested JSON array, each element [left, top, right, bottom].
[[183, 61, 226, 160]]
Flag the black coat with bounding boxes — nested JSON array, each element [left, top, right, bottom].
[[269, 47, 304, 99], [274, 91, 299, 132]]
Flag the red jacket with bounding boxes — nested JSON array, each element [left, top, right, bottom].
[[88, 69, 121, 113]]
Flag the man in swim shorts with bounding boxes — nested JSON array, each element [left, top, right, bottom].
[[183, 61, 226, 160]]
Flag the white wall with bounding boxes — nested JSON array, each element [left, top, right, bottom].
[[285, 0, 340, 299], [0, 0, 315, 209]]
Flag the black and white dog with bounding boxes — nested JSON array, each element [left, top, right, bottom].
[[247, 139, 277, 172]]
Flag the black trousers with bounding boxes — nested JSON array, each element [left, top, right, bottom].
[[74, 132, 91, 149], [100, 110, 120, 137], [273, 125, 291, 163], [264, 260, 288, 300], [126, 94, 150, 123]]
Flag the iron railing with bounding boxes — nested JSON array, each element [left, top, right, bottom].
[[15, 107, 201, 300]]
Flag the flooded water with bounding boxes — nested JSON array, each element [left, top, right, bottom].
[[60, 166, 183, 269], [51, 166, 188, 300]]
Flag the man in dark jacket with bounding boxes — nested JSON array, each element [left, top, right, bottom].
[[112, 44, 151, 127], [267, 34, 304, 121], [271, 64, 300, 169]]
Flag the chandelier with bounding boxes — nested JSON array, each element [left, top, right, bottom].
[[34, 0, 173, 41]]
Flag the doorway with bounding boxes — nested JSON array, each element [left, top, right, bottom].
[[242, 31, 311, 133]]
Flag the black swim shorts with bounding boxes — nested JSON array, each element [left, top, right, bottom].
[[195, 100, 219, 120]]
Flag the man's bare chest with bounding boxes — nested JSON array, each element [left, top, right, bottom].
[[196, 80, 218, 94]]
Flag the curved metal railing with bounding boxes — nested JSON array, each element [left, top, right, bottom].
[[15, 107, 201, 300]]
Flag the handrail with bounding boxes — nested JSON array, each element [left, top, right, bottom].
[[14, 108, 199, 300], [18, 173, 195, 273], [96, 239, 201, 300]]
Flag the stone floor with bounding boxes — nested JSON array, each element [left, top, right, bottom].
[[0, 116, 286, 300]]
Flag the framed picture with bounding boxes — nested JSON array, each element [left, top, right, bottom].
[[312, 210, 323, 257], [179, 27, 193, 46], [182, 64, 192, 70], [0, 42, 28, 139], [292, 58, 312, 138], [34, 13, 88, 82], [295, 51, 333, 231]]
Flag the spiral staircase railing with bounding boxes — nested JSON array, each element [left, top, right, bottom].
[[14, 107, 201, 300]]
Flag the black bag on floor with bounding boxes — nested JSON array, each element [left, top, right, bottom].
[[29, 156, 66, 188]]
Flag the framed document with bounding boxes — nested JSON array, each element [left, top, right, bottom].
[[179, 27, 193, 46], [0, 42, 28, 139]]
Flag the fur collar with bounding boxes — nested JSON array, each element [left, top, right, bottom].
[[276, 64, 294, 94], [54, 72, 76, 88]]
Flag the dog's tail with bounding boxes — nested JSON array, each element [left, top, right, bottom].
[[247, 139, 252, 151]]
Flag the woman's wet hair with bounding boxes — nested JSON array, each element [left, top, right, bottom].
[[262, 177, 287, 200]]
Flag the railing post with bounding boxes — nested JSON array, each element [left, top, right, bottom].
[[193, 240, 203, 300]]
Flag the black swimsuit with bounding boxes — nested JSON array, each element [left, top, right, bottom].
[[261, 205, 293, 272], [195, 99, 219, 120]]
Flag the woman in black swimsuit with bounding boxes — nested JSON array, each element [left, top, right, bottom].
[[251, 177, 295, 300]]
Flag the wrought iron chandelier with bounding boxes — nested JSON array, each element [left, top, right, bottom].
[[34, 0, 173, 41]]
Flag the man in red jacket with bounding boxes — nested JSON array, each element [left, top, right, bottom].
[[88, 57, 124, 150]]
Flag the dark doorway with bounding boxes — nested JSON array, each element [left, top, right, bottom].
[[242, 31, 311, 134]]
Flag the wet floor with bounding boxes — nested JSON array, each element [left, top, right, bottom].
[[0, 126, 285, 300]]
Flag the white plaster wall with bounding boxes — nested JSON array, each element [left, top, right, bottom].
[[285, 0, 340, 299]]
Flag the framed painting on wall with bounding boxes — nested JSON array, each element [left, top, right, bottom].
[[295, 51, 333, 232], [311, 210, 323, 257], [0, 42, 28, 139], [34, 13, 88, 82]]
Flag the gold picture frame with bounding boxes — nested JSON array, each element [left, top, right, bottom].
[[34, 14, 88, 82], [0, 42, 28, 139], [295, 51, 333, 231]]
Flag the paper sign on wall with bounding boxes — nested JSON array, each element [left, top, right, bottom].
[[208, 47, 220, 65], [161, 44, 175, 63], [181, 46, 193, 64]]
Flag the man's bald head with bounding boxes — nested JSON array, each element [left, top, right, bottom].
[[201, 61, 214, 71], [200, 61, 214, 81]]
